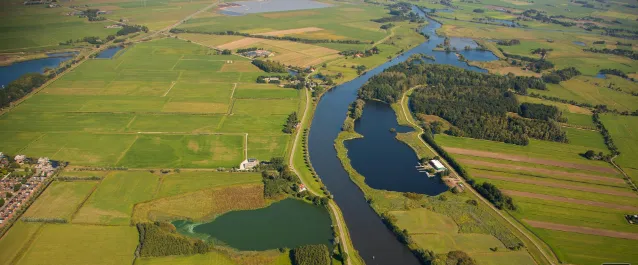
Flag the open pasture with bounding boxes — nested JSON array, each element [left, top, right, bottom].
[[0, 222, 42, 265], [436, 132, 638, 265], [0, 38, 300, 168], [14, 224, 138, 265], [134, 250, 293, 265], [23, 181, 98, 220], [72, 171, 159, 225], [600, 114, 638, 183], [536, 77, 638, 113]]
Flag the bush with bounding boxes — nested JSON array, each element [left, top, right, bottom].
[[136, 222, 208, 257], [293, 244, 330, 265]]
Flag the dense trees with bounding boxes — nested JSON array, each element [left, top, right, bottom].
[[358, 62, 566, 145], [474, 182, 516, 210], [116, 25, 148, 36], [292, 244, 330, 265], [519, 102, 565, 122], [0, 73, 48, 109], [136, 222, 208, 257], [252, 60, 288, 73], [283, 112, 299, 134], [496, 39, 520, 46], [542, 67, 581, 84], [261, 157, 301, 198]]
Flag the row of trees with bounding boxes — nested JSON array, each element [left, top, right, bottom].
[[135, 222, 208, 257], [339, 46, 380, 57], [116, 24, 149, 36], [292, 244, 330, 265], [496, 39, 521, 46], [252, 59, 287, 73], [599, 68, 628, 78], [501, 51, 555, 72], [542, 67, 581, 84]]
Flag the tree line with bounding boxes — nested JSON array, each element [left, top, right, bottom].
[[496, 39, 520, 46], [501, 51, 554, 72], [252, 59, 288, 73], [583, 47, 638, 60]]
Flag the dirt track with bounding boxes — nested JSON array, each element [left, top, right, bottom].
[[525, 220, 638, 240], [258, 27, 324, 36], [445, 147, 617, 174], [475, 174, 638, 197], [459, 159, 625, 184], [503, 190, 638, 211]]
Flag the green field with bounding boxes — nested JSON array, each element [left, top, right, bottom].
[[155, 171, 262, 198], [135, 250, 293, 265], [73, 171, 159, 225], [15, 224, 138, 265], [22, 181, 98, 220], [600, 114, 638, 183], [0, 222, 42, 265]]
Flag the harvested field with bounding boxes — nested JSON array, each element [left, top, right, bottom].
[[217, 38, 262, 50], [504, 190, 638, 211], [260, 10, 319, 18], [525, 220, 638, 240], [476, 174, 638, 197], [445, 147, 617, 174], [460, 159, 624, 184], [258, 27, 324, 36]]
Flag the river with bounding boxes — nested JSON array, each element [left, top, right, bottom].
[[307, 6, 497, 265]]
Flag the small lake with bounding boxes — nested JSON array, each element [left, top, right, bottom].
[[595, 72, 606, 79], [220, 0, 331, 15], [0, 53, 73, 87], [173, 198, 333, 251], [345, 101, 449, 195], [573, 41, 586, 46], [96, 46, 124, 59]]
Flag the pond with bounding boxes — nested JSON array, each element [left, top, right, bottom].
[[96, 46, 124, 59], [0, 53, 74, 87], [572, 41, 586, 47], [220, 0, 331, 15], [345, 101, 449, 195], [173, 198, 333, 251], [595, 72, 606, 79]]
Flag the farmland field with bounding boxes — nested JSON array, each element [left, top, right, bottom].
[[435, 134, 638, 265], [0, 38, 300, 168], [22, 181, 98, 220]]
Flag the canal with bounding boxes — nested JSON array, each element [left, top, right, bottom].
[[307, 6, 497, 265]]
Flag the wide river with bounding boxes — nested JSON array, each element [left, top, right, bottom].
[[307, 6, 497, 265]]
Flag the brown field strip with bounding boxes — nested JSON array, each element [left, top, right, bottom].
[[503, 190, 638, 211], [475, 174, 638, 197], [459, 159, 624, 184], [445, 147, 617, 174], [525, 220, 638, 240], [258, 27, 324, 36], [217, 38, 263, 50]]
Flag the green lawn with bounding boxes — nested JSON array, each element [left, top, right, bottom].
[[0, 222, 42, 265], [73, 171, 159, 225], [600, 114, 638, 183]]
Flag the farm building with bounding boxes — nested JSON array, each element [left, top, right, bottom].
[[239, 158, 259, 170], [14, 155, 26, 164], [298, 184, 307, 192], [429, 160, 446, 171], [244, 50, 274, 58]]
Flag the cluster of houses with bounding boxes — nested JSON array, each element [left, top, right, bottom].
[[0, 153, 56, 226], [242, 50, 275, 58]]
